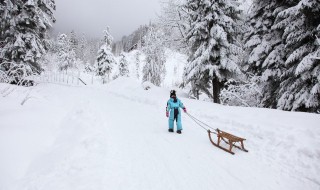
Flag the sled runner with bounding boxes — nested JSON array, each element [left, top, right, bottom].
[[207, 129, 248, 155]]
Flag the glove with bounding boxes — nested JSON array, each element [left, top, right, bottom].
[[183, 108, 187, 113], [166, 111, 169, 117]]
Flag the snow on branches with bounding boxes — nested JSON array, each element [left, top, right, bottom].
[[275, 0, 320, 112], [57, 34, 76, 71], [96, 27, 117, 84], [142, 26, 166, 86], [220, 76, 262, 107], [118, 53, 129, 77], [0, 0, 56, 85], [183, 0, 243, 103]]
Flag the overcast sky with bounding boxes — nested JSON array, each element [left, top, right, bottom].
[[53, 0, 162, 40]]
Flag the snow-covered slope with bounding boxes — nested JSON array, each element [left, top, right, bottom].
[[0, 78, 319, 190]]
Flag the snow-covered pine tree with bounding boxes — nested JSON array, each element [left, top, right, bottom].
[[78, 33, 87, 62], [275, 0, 320, 112], [244, 0, 288, 108], [142, 26, 166, 86], [96, 27, 116, 84], [87, 39, 100, 64], [183, 0, 242, 103], [57, 34, 76, 71], [135, 51, 141, 79], [69, 30, 78, 53], [118, 53, 129, 77], [0, 0, 55, 84]]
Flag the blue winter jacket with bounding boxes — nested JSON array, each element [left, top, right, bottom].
[[166, 98, 185, 130]]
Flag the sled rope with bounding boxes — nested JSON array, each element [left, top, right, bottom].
[[185, 112, 217, 134]]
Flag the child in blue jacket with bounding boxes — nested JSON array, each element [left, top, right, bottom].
[[166, 90, 187, 134]]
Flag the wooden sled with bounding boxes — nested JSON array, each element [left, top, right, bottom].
[[207, 129, 248, 155]]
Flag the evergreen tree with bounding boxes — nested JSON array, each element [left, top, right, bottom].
[[87, 39, 100, 64], [244, 0, 288, 108], [78, 33, 87, 61], [118, 53, 129, 77], [183, 0, 242, 103], [142, 26, 166, 86], [135, 51, 141, 79], [57, 34, 76, 71], [0, 0, 55, 83], [275, 0, 320, 112], [69, 30, 78, 53], [96, 27, 116, 84]]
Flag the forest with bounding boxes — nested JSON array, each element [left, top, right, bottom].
[[0, 0, 319, 113]]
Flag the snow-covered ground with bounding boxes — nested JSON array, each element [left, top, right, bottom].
[[0, 78, 320, 190]]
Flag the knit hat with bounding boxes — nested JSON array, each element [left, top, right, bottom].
[[170, 90, 176, 97]]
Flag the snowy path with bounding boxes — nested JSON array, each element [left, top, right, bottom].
[[0, 79, 320, 190]]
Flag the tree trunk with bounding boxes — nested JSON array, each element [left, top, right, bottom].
[[212, 78, 221, 104]]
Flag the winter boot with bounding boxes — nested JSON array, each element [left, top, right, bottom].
[[168, 129, 174, 132], [177, 130, 182, 134]]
